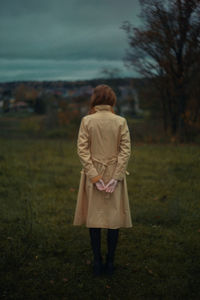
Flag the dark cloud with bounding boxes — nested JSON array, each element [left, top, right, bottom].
[[0, 58, 137, 82], [0, 0, 141, 81]]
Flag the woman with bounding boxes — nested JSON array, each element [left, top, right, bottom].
[[73, 84, 132, 276]]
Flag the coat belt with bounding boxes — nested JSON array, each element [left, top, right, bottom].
[[92, 156, 117, 167], [92, 156, 129, 176], [92, 156, 117, 176]]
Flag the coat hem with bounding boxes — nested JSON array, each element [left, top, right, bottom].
[[73, 223, 133, 229]]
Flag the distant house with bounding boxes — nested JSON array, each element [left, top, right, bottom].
[[0, 100, 3, 113], [79, 85, 93, 95], [119, 102, 132, 117], [10, 101, 29, 112], [80, 105, 89, 115], [118, 86, 143, 117]]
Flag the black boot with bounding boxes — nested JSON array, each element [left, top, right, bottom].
[[89, 228, 103, 276], [105, 228, 119, 276]]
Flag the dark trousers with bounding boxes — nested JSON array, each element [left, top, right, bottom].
[[89, 227, 119, 262]]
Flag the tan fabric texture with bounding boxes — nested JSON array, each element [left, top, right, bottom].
[[73, 104, 133, 229]]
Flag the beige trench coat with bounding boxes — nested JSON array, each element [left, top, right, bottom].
[[73, 104, 133, 229]]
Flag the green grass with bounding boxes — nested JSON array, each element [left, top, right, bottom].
[[0, 138, 200, 300]]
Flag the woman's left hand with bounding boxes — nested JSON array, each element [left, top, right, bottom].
[[95, 179, 106, 191]]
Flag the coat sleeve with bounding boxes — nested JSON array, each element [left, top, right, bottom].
[[112, 118, 131, 181], [77, 117, 103, 184]]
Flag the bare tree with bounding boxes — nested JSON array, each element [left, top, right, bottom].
[[121, 0, 200, 142], [100, 67, 121, 79]]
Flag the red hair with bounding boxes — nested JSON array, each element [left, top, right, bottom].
[[87, 84, 116, 114]]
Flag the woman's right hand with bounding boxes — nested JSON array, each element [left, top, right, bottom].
[[104, 179, 118, 193]]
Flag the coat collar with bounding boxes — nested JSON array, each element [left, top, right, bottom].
[[94, 104, 113, 112]]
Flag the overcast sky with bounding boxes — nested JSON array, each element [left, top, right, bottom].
[[0, 0, 141, 82]]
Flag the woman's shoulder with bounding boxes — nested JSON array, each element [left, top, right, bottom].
[[82, 113, 126, 123], [81, 114, 128, 132]]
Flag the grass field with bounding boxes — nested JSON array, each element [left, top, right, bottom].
[[0, 137, 200, 300]]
